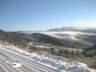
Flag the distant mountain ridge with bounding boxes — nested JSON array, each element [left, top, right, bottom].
[[48, 27, 96, 33], [48, 27, 84, 32], [16, 26, 96, 34]]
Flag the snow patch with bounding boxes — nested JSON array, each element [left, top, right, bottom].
[[11, 63, 22, 68]]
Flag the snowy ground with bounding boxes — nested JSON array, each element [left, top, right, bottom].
[[0, 66, 5, 72], [0, 43, 95, 72]]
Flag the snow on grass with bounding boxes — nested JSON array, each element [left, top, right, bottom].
[[0, 44, 95, 72]]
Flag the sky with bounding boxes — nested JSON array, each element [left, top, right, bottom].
[[0, 0, 96, 31]]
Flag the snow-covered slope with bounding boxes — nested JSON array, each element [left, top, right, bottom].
[[0, 44, 95, 72]]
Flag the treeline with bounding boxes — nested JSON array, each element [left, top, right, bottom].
[[49, 47, 85, 59], [84, 44, 96, 52], [84, 44, 96, 57]]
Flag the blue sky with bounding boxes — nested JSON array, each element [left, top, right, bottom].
[[0, 0, 96, 31]]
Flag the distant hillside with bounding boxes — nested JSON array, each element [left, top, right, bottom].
[[48, 27, 83, 32], [0, 29, 95, 49], [14, 32, 67, 46], [0, 29, 28, 47], [15, 32, 92, 48], [84, 44, 96, 56], [48, 27, 96, 33], [30, 33, 66, 46], [85, 44, 96, 52], [76, 34, 96, 44], [82, 29, 96, 33]]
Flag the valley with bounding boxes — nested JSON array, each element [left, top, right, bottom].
[[0, 28, 96, 72]]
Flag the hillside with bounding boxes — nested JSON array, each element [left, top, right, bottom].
[[15, 32, 92, 48], [17, 29, 96, 48], [0, 29, 28, 47], [0, 29, 96, 55], [14, 32, 70, 47], [76, 34, 96, 44]]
